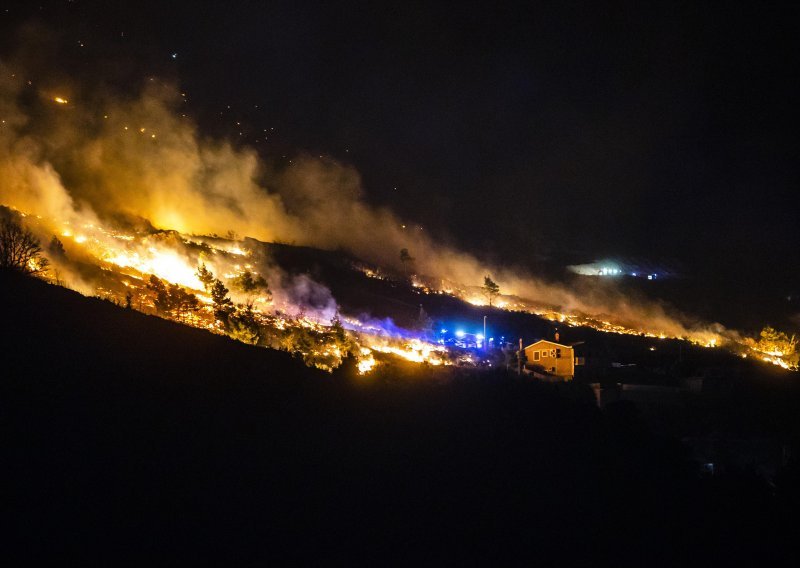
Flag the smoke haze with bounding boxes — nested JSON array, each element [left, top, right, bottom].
[[0, 33, 729, 343]]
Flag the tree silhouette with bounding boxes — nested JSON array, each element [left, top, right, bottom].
[[146, 275, 199, 320], [210, 279, 234, 324], [482, 275, 500, 306], [329, 313, 356, 359], [400, 248, 414, 277], [196, 264, 235, 324], [49, 236, 66, 259], [147, 275, 171, 313], [231, 269, 270, 299], [228, 302, 261, 345], [0, 218, 49, 274], [196, 263, 215, 290]]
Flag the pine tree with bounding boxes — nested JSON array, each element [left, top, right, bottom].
[[210, 279, 234, 323], [196, 263, 215, 290], [482, 275, 500, 306], [400, 248, 414, 277]]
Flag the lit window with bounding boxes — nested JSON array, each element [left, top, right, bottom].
[[533, 351, 540, 361]]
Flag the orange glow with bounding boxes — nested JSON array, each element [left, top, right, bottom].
[[7, 207, 797, 374]]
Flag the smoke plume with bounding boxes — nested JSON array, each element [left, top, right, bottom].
[[0, 41, 727, 343]]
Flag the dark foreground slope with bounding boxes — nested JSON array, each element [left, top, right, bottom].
[[1, 271, 796, 564]]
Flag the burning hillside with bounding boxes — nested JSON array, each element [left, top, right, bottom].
[[0, 207, 453, 375], [0, 60, 796, 373]]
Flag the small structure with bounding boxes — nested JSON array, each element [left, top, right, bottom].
[[523, 339, 581, 380]]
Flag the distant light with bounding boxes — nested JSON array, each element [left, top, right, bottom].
[[440, 329, 447, 334], [455, 330, 465, 338], [171, 53, 177, 59], [647, 275, 653, 280], [632, 272, 637, 277], [649, 347, 656, 351], [476, 334, 484, 341], [489, 337, 494, 341], [53, 97, 68, 104]]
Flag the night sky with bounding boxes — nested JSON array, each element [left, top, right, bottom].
[[2, 0, 798, 289]]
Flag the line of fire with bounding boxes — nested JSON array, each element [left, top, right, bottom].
[[2, 205, 797, 383]]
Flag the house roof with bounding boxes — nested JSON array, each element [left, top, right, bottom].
[[523, 339, 574, 350]]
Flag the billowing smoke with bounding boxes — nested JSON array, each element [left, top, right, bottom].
[[0, 42, 727, 343]]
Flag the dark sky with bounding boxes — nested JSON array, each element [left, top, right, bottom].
[[2, 0, 798, 285]]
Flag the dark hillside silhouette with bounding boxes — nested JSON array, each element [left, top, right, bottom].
[[1, 270, 796, 564]]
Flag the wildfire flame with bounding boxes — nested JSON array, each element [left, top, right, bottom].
[[353, 266, 797, 372], [7, 209, 456, 375], [3, 205, 797, 375]]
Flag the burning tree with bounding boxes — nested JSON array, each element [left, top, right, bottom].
[[330, 313, 357, 356], [146, 275, 199, 321], [0, 217, 49, 274], [754, 326, 798, 365], [231, 269, 270, 298], [197, 264, 234, 325], [210, 280, 234, 324], [196, 263, 215, 289], [482, 275, 500, 307], [228, 302, 261, 345]]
